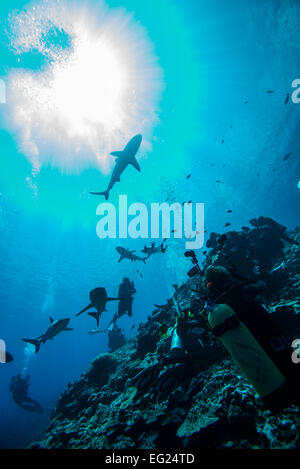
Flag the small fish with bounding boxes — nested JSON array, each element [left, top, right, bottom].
[[211, 163, 215, 167], [284, 93, 290, 105], [225, 223, 231, 227], [203, 250, 207, 255], [283, 152, 292, 162], [266, 90, 274, 93], [216, 180, 221, 183], [131, 324, 135, 330], [186, 174, 191, 179], [227, 210, 232, 213], [158, 323, 168, 338], [244, 101, 248, 104], [221, 139, 224, 144]]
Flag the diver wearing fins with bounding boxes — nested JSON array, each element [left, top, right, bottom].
[[10, 374, 43, 414], [202, 265, 299, 411]]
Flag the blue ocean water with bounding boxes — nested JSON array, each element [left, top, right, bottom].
[[0, 0, 299, 448]]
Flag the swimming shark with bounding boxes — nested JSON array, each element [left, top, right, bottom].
[[142, 242, 167, 259], [116, 246, 147, 263], [90, 134, 142, 200], [22, 318, 73, 353], [76, 287, 119, 327]]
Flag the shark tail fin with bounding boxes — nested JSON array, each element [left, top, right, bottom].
[[88, 312, 99, 327], [90, 191, 109, 200], [22, 338, 41, 354], [76, 303, 93, 317]]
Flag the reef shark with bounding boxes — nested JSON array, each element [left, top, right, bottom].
[[90, 134, 142, 200], [142, 242, 167, 259], [22, 318, 73, 353], [116, 246, 147, 263], [76, 287, 119, 327]]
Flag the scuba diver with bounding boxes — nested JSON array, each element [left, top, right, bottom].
[[170, 304, 205, 357], [115, 278, 136, 320], [10, 374, 43, 413], [201, 265, 299, 411], [107, 322, 127, 352]]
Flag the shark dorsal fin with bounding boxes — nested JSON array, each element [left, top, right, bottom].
[[49, 316, 54, 323]]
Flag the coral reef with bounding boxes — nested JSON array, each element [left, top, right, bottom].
[[30, 218, 300, 449]]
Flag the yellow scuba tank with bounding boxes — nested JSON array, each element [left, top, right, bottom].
[[208, 304, 286, 398]]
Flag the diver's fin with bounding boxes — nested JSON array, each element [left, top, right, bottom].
[[76, 303, 93, 317], [110, 151, 123, 157], [22, 338, 41, 354], [90, 190, 109, 200], [49, 316, 54, 323], [131, 157, 141, 172]]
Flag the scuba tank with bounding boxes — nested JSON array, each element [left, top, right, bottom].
[[170, 327, 185, 358], [207, 303, 287, 400], [170, 296, 186, 357]]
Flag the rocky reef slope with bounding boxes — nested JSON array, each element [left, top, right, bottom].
[[32, 218, 300, 449]]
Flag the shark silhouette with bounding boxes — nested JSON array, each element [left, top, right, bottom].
[[22, 318, 73, 353], [90, 134, 142, 200], [76, 287, 119, 327], [116, 246, 147, 263], [142, 242, 167, 259]]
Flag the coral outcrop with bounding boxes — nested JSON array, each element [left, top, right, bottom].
[[31, 218, 300, 449]]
